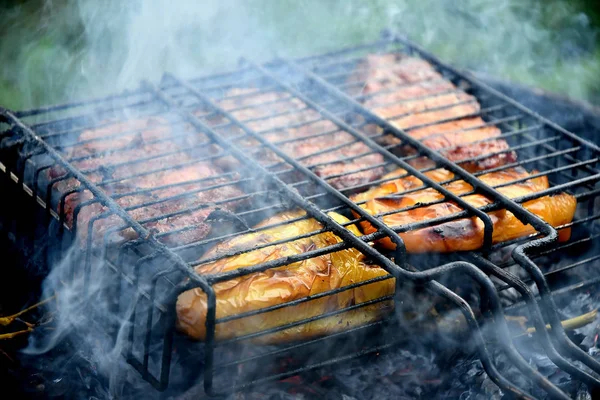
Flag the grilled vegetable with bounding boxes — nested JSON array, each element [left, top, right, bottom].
[[176, 210, 395, 343], [351, 167, 576, 252]]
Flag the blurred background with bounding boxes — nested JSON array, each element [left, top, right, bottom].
[[0, 0, 599, 110]]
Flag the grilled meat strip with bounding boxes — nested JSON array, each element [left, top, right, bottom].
[[48, 117, 246, 247], [200, 88, 386, 191], [176, 210, 394, 343], [72, 164, 244, 247], [351, 54, 516, 172], [351, 167, 576, 252]]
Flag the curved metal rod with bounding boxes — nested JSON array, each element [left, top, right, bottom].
[[407, 261, 567, 400], [470, 253, 600, 388], [283, 50, 600, 383], [149, 79, 566, 399], [391, 33, 600, 377], [106, 239, 145, 338], [0, 108, 153, 241], [514, 239, 600, 375], [16, 145, 46, 186]]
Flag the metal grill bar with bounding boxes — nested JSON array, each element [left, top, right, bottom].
[[1, 106, 221, 392], [386, 38, 600, 381], [282, 52, 600, 387], [2, 34, 600, 398], [153, 73, 571, 398]]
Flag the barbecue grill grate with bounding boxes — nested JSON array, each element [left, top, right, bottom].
[[0, 34, 599, 399]]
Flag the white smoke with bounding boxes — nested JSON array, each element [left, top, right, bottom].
[[0, 0, 598, 109], [4, 0, 599, 398]]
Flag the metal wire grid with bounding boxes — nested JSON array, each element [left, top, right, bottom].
[[293, 34, 600, 390], [159, 39, 600, 395], [294, 37, 600, 311], [0, 93, 533, 397], [170, 48, 600, 397], [0, 35, 598, 398], [155, 36, 600, 396], [155, 73, 554, 397]]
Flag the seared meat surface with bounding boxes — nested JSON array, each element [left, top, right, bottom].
[[205, 88, 386, 191], [351, 167, 576, 252], [351, 54, 516, 172], [347, 54, 444, 95], [71, 163, 244, 246], [48, 117, 245, 247]]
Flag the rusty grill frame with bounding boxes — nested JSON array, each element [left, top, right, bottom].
[[0, 34, 599, 399]]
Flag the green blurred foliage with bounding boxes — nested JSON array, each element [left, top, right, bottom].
[[0, 0, 599, 110]]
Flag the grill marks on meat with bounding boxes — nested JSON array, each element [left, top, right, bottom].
[[346, 54, 444, 97], [388, 118, 517, 172], [205, 88, 386, 190], [73, 163, 246, 246], [69, 118, 217, 176], [67, 117, 178, 157], [351, 53, 516, 172], [48, 117, 246, 247], [351, 167, 577, 253]]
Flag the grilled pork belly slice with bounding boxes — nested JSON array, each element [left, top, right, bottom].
[[47, 117, 246, 247], [347, 54, 444, 96], [352, 54, 516, 172], [207, 88, 386, 190], [368, 91, 480, 128], [65, 162, 245, 247], [351, 167, 576, 252], [176, 210, 394, 343], [382, 118, 517, 172], [54, 154, 247, 249], [67, 117, 184, 158]]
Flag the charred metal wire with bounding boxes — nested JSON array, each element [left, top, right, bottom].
[[294, 35, 600, 385], [152, 75, 560, 397], [0, 34, 599, 399]]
